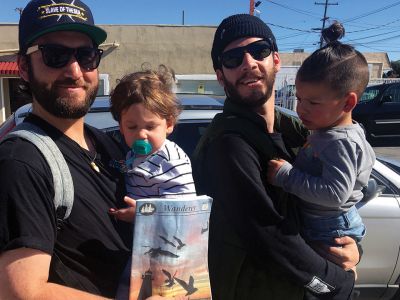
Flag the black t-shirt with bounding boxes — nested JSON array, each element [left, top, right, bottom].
[[0, 114, 132, 297]]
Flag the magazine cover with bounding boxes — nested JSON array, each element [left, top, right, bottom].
[[129, 195, 213, 300]]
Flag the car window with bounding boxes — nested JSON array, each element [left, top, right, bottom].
[[105, 120, 211, 160], [382, 84, 400, 103], [369, 169, 399, 196], [168, 121, 211, 159], [359, 87, 380, 103]]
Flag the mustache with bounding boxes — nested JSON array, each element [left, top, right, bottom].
[[236, 72, 263, 84], [53, 78, 87, 88]]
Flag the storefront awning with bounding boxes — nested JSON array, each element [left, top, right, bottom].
[[0, 61, 19, 75]]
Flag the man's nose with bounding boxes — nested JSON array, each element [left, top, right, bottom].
[[240, 52, 257, 70], [63, 55, 83, 80]]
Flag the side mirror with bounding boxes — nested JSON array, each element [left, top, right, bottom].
[[361, 178, 385, 203]]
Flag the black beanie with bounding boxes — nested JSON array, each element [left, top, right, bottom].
[[211, 14, 278, 70]]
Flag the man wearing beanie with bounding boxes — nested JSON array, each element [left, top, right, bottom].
[[193, 14, 359, 299], [0, 1, 133, 299]]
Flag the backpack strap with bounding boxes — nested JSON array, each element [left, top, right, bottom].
[[1, 122, 74, 223]]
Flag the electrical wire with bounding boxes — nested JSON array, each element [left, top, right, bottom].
[[346, 18, 400, 33], [266, 22, 314, 33], [342, 1, 400, 23], [264, 0, 321, 19]]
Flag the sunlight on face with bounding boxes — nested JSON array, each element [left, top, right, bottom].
[[119, 103, 174, 154], [295, 80, 350, 130]]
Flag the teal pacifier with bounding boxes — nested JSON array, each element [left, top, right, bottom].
[[132, 139, 152, 155]]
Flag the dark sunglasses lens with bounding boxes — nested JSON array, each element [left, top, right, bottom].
[[221, 40, 272, 69], [42, 45, 73, 68], [40, 45, 102, 70], [248, 43, 272, 60], [221, 48, 244, 69], [76, 48, 103, 70]]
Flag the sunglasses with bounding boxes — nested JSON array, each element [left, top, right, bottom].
[[219, 39, 273, 69], [26, 44, 104, 71]]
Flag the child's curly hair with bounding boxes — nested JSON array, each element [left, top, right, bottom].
[[110, 64, 181, 124]]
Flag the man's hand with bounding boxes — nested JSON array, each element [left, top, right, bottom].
[[312, 236, 360, 270], [109, 196, 137, 223], [267, 159, 286, 184]]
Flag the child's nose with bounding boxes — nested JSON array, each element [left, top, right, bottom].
[[138, 129, 147, 139]]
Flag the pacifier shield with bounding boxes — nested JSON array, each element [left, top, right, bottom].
[[132, 140, 152, 155]]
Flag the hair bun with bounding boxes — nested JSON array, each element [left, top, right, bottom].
[[322, 21, 345, 43]]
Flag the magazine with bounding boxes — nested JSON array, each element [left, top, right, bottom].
[[129, 195, 213, 300]]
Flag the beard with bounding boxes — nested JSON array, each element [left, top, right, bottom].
[[28, 66, 98, 119], [222, 70, 276, 108]]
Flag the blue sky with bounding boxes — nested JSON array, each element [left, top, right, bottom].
[[1, 0, 400, 62]]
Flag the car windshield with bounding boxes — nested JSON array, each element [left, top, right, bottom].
[[359, 85, 384, 103]]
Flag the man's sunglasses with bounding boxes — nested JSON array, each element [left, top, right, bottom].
[[26, 44, 104, 71], [219, 39, 273, 69]]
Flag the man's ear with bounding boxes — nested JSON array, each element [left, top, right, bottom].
[[216, 69, 225, 87], [272, 52, 281, 73], [17, 55, 30, 83], [343, 92, 358, 112]]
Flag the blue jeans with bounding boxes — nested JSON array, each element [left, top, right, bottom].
[[301, 206, 366, 244]]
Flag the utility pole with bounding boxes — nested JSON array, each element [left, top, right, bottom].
[[250, 1, 262, 17], [249, 0, 255, 15], [315, 0, 338, 48], [182, 10, 185, 25]]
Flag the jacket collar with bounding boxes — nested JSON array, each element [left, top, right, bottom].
[[223, 98, 267, 130]]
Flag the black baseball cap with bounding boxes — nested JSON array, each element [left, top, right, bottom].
[[19, 0, 107, 53]]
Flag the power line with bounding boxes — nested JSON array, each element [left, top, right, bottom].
[[342, 1, 400, 23], [356, 43, 400, 54], [266, 22, 314, 33], [346, 18, 400, 33], [345, 29, 399, 43], [353, 33, 400, 44], [265, 0, 321, 19]]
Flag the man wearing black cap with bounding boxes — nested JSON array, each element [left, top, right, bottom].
[[0, 1, 133, 299], [194, 14, 359, 299]]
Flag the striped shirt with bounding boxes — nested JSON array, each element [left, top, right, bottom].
[[125, 139, 196, 199]]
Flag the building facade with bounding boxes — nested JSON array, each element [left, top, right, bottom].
[[0, 23, 392, 123]]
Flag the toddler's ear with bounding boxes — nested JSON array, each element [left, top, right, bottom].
[[166, 119, 175, 135], [343, 92, 357, 112]]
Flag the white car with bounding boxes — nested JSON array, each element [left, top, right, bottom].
[[1, 95, 400, 300]]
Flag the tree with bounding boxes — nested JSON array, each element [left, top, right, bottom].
[[390, 60, 400, 77]]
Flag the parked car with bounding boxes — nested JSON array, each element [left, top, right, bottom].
[[275, 84, 297, 110], [353, 82, 400, 146], [1, 94, 400, 300]]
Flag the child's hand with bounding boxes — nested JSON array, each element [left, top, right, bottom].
[[267, 159, 286, 184], [350, 266, 358, 281], [109, 196, 137, 223]]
